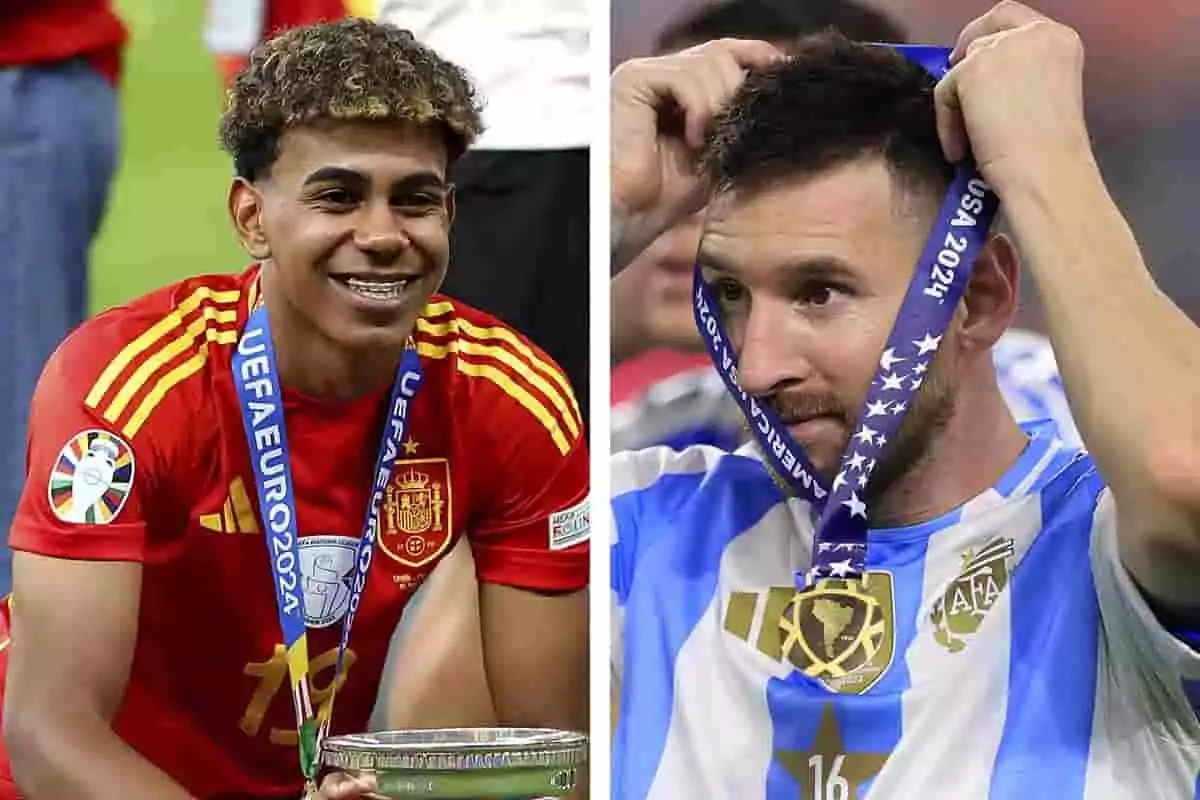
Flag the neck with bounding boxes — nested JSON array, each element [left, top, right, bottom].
[[868, 365, 1028, 528], [259, 264, 402, 402]]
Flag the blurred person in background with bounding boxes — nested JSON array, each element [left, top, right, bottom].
[[0, 2, 125, 598], [205, 0, 353, 88], [611, 0, 1081, 454], [377, 0, 591, 431]]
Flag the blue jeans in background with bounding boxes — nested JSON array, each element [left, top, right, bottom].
[[0, 59, 119, 596]]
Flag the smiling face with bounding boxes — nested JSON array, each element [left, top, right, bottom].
[[699, 157, 960, 489], [233, 119, 454, 353]]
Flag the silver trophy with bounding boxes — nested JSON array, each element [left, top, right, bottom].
[[320, 727, 588, 799]]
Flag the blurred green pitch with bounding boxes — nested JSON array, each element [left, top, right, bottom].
[[91, 0, 246, 314]]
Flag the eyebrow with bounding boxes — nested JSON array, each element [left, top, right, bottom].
[[301, 166, 366, 188], [697, 249, 863, 284], [301, 167, 447, 192]]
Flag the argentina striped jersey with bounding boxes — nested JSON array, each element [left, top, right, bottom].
[[611, 421, 1200, 799]]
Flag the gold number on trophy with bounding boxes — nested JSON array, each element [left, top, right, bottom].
[[239, 644, 358, 744]]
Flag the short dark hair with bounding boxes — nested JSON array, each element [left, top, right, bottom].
[[701, 31, 952, 203], [219, 18, 484, 181], [655, 0, 908, 55]]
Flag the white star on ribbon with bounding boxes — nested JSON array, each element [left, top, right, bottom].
[[914, 332, 942, 356], [879, 348, 907, 371], [911, 376, 924, 390], [818, 543, 834, 553], [857, 474, 868, 489], [830, 559, 854, 577], [866, 458, 877, 474], [913, 361, 929, 375], [831, 471, 848, 492], [865, 399, 890, 417], [854, 425, 877, 446], [877, 434, 888, 448], [881, 372, 907, 391], [847, 452, 867, 471], [842, 491, 868, 518], [891, 401, 907, 415]]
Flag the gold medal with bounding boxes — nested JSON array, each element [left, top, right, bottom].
[[778, 574, 896, 695]]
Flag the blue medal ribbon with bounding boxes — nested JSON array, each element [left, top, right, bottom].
[[693, 46, 999, 587], [232, 300, 424, 779]]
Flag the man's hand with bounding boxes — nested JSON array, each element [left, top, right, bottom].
[[610, 38, 783, 269], [934, 1, 1093, 192], [310, 771, 377, 799]]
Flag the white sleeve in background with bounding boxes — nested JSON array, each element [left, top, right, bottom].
[[204, 0, 266, 55], [376, 0, 591, 150]]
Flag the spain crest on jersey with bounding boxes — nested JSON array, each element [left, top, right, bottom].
[[379, 458, 454, 568], [48, 429, 135, 525], [778, 572, 895, 694], [930, 537, 1015, 653]]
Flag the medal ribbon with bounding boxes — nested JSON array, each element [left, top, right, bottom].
[[693, 46, 999, 587], [232, 302, 424, 780]]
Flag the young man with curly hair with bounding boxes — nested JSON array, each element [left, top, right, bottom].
[[0, 18, 588, 800]]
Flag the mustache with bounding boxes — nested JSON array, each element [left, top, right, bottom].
[[765, 392, 849, 425]]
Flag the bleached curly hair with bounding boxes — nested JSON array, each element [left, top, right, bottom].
[[219, 17, 483, 180]]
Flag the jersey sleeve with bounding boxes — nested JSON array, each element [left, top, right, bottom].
[[9, 330, 161, 562], [1090, 489, 1200, 719], [465, 347, 589, 593], [610, 453, 635, 685], [611, 449, 657, 615], [610, 445, 726, 680]]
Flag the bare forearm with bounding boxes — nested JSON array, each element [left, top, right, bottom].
[[383, 552, 497, 729], [7, 712, 194, 799], [482, 585, 588, 796], [610, 209, 649, 276], [999, 157, 1200, 511]]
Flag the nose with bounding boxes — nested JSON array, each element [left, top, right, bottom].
[[353, 200, 411, 261], [734, 296, 815, 397]]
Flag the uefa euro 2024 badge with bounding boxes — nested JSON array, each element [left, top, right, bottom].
[[49, 429, 135, 525]]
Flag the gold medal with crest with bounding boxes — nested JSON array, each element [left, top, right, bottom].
[[778, 573, 896, 695]]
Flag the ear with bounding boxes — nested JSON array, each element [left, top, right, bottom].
[[956, 232, 1020, 352], [228, 177, 271, 260]]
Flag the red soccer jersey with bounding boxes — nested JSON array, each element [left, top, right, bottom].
[[0, 2, 127, 86], [0, 266, 589, 798]]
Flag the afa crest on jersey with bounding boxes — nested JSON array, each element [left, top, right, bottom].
[[379, 458, 453, 568], [930, 537, 1015, 653], [48, 429, 135, 525]]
